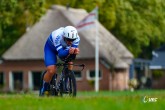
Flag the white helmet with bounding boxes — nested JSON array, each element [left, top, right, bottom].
[[63, 26, 78, 40]]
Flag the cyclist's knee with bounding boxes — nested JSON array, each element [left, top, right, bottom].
[[68, 62, 73, 70], [47, 65, 56, 76], [68, 62, 73, 64]]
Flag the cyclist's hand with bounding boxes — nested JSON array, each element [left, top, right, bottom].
[[69, 47, 75, 54], [74, 48, 80, 54]]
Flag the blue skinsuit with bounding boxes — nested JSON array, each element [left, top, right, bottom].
[[44, 27, 80, 67]]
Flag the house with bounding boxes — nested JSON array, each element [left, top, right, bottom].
[[150, 45, 165, 69], [149, 44, 165, 89], [0, 5, 133, 92]]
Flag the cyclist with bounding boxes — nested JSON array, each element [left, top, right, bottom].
[[41, 26, 80, 95]]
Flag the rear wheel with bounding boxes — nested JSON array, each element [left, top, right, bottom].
[[39, 71, 46, 96], [39, 71, 58, 96], [49, 74, 58, 96]]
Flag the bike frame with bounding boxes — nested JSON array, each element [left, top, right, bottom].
[[50, 61, 85, 96]]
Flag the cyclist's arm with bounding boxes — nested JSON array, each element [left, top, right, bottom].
[[56, 44, 69, 59], [56, 46, 77, 59], [71, 44, 78, 48], [58, 48, 69, 58], [72, 40, 80, 54], [57, 38, 80, 59], [58, 48, 77, 60]]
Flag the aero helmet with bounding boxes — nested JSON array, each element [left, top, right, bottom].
[[63, 26, 78, 40]]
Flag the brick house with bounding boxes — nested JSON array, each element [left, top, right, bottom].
[[0, 5, 133, 92]]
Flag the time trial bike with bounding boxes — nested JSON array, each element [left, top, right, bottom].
[[39, 55, 85, 97]]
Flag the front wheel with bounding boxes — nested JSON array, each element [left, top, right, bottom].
[[61, 70, 77, 97]]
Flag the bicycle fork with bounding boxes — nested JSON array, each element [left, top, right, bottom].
[[60, 70, 70, 93]]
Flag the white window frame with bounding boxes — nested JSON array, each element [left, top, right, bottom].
[[11, 71, 23, 91], [30, 71, 43, 90], [86, 70, 102, 80], [28, 71, 33, 90], [9, 71, 14, 91]]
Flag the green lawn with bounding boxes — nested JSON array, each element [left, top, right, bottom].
[[0, 90, 165, 110]]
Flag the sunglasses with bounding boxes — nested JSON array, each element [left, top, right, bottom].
[[65, 38, 76, 42]]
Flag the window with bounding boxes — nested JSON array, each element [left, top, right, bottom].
[[12, 71, 23, 91], [31, 71, 43, 90], [87, 70, 102, 80], [73, 71, 82, 80], [0, 72, 4, 88]]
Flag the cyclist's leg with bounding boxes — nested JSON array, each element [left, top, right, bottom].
[[68, 62, 73, 70], [41, 42, 57, 95], [41, 65, 57, 95]]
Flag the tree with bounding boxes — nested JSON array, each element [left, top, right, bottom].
[[1, 0, 165, 59], [48, 0, 165, 58], [0, 0, 46, 56], [0, 0, 17, 55], [99, 0, 165, 58]]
